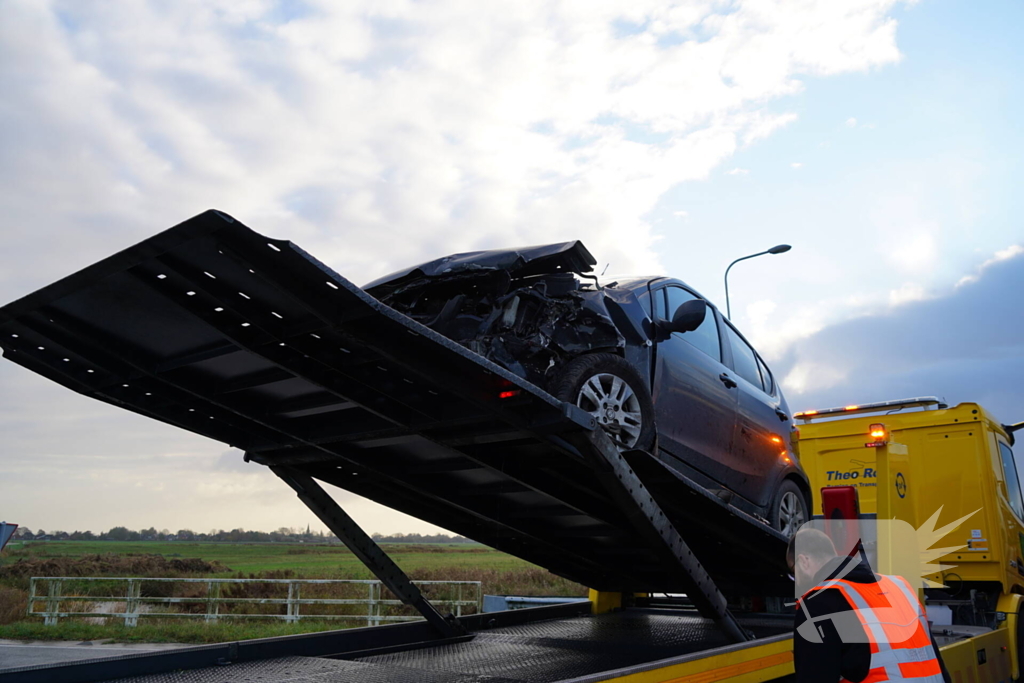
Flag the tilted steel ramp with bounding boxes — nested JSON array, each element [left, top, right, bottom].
[[0, 210, 791, 596]]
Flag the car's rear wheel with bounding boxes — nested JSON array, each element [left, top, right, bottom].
[[771, 479, 808, 538], [550, 353, 656, 451]]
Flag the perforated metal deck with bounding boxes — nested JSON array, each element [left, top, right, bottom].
[[69, 611, 791, 683]]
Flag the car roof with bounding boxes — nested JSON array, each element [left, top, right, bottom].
[[599, 276, 721, 310], [645, 277, 719, 309]]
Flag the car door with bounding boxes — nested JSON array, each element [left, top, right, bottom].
[[651, 284, 738, 486], [721, 321, 787, 506]]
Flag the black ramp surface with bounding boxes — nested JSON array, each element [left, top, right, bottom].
[[61, 611, 792, 683], [0, 210, 790, 595]]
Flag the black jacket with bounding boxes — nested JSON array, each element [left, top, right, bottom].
[[793, 557, 951, 683]]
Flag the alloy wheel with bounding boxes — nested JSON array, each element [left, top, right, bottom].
[[778, 491, 807, 538], [576, 373, 644, 449]]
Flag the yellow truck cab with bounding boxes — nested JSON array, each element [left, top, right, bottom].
[[793, 396, 1024, 681]]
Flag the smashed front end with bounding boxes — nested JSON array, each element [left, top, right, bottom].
[[365, 242, 626, 387]]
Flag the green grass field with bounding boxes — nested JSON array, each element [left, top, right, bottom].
[[0, 541, 586, 643], [2, 541, 533, 577]]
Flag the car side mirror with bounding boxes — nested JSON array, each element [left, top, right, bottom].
[[666, 299, 707, 333]]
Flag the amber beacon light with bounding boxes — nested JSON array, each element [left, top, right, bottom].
[[866, 423, 888, 447]]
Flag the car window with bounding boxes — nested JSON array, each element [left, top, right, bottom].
[[723, 323, 763, 390], [639, 289, 653, 318], [1000, 442, 1024, 522], [663, 287, 721, 362], [756, 356, 775, 395]]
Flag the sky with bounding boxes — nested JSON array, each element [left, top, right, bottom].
[[0, 0, 1021, 536]]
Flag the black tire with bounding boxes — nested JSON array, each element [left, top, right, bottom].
[[550, 353, 656, 451], [771, 479, 809, 538]]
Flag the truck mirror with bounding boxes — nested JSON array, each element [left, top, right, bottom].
[[667, 299, 707, 333], [1003, 421, 1023, 446]]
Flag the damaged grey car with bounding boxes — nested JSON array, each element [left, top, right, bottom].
[[365, 241, 811, 535]]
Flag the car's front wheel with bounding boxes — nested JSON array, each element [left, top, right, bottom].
[[771, 479, 809, 538], [550, 353, 656, 451]]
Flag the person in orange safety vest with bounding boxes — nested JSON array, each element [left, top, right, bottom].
[[788, 528, 951, 683]]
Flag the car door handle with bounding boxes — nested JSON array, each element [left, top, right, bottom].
[[775, 408, 790, 422], [719, 373, 737, 389]]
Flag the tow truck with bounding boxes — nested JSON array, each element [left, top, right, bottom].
[[795, 397, 1024, 683], [0, 211, 1019, 682]]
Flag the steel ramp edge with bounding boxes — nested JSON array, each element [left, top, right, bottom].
[[556, 631, 794, 683], [623, 449, 794, 597], [0, 209, 790, 594]]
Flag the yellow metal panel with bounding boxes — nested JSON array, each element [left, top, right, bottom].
[[588, 589, 622, 615], [938, 629, 1012, 683], [594, 628, 1013, 683], [875, 441, 910, 523], [599, 637, 794, 683], [996, 592, 1022, 680]]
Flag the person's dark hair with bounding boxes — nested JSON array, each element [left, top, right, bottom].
[[786, 527, 837, 568]]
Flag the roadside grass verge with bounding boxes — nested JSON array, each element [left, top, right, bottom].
[[0, 619, 350, 644], [0, 541, 586, 643]]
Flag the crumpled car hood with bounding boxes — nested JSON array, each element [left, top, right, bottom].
[[364, 241, 596, 297]]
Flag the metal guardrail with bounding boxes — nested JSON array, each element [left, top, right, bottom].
[[27, 577, 482, 627]]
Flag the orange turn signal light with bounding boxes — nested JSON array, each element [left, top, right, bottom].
[[869, 423, 887, 440]]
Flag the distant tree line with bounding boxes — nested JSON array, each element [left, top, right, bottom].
[[11, 526, 474, 544], [370, 532, 475, 544]]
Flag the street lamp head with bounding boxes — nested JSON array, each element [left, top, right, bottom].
[[724, 244, 792, 318]]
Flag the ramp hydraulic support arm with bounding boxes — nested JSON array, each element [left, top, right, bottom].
[[271, 466, 467, 640], [581, 426, 751, 643]]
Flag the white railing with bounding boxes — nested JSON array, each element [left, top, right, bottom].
[[27, 577, 481, 627]]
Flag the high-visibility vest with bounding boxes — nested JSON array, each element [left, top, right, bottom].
[[801, 574, 944, 682]]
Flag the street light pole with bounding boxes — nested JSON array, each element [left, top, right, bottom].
[[724, 244, 792, 319]]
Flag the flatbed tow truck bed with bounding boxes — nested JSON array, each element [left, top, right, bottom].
[[0, 606, 795, 683], [0, 210, 797, 683]]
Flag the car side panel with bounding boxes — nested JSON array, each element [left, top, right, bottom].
[[650, 286, 739, 487], [731, 375, 790, 506], [722, 322, 790, 507]]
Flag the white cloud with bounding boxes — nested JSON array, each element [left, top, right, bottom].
[[957, 243, 1024, 287], [726, 167, 751, 175], [742, 112, 799, 145], [742, 243, 1023, 377], [884, 229, 939, 273], [781, 361, 849, 397], [673, 210, 689, 218], [777, 250, 1024, 424], [0, 0, 914, 533], [791, 162, 803, 168], [888, 282, 929, 306], [990, 244, 1024, 263], [846, 117, 858, 127], [0, 0, 912, 297]]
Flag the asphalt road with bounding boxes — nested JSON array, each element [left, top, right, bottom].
[[0, 640, 190, 671]]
